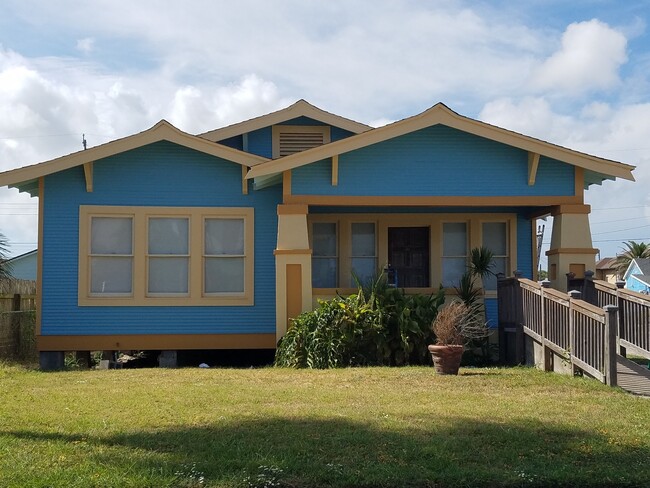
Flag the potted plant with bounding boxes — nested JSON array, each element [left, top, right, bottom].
[[428, 301, 488, 375]]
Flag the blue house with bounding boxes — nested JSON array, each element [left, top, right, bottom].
[[0, 100, 635, 368], [6, 249, 37, 281], [623, 258, 650, 294]]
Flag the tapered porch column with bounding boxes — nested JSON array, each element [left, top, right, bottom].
[[274, 204, 313, 343], [545, 205, 598, 292]]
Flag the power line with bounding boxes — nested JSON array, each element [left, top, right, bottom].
[[592, 224, 650, 236]]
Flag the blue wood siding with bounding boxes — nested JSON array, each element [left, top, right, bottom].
[[516, 215, 533, 279], [246, 127, 272, 158], [215, 135, 243, 151], [41, 141, 282, 337], [292, 125, 575, 196]]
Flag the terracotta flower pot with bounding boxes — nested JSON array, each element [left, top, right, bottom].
[[428, 344, 464, 375]]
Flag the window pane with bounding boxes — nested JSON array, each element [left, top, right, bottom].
[[313, 258, 337, 287], [442, 257, 466, 287], [149, 218, 189, 255], [205, 257, 245, 293], [90, 257, 132, 293], [443, 223, 467, 256], [483, 222, 507, 255], [148, 257, 189, 293], [205, 218, 244, 255], [351, 223, 375, 257], [351, 257, 377, 286], [484, 257, 507, 290], [91, 217, 132, 254], [313, 223, 336, 257]]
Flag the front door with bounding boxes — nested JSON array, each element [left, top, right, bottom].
[[388, 227, 430, 287]]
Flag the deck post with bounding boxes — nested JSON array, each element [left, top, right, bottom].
[[540, 280, 552, 372], [603, 305, 619, 387], [615, 280, 627, 357], [568, 290, 581, 375]]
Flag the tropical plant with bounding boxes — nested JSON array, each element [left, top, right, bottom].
[[615, 240, 650, 278], [0, 232, 12, 281]]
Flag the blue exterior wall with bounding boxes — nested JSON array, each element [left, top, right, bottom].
[[8, 251, 37, 281], [41, 141, 282, 336], [292, 125, 575, 196]]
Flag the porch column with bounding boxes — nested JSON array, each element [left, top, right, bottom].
[[274, 204, 313, 343], [545, 205, 598, 292]]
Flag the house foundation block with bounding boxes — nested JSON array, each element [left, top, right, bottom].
[[158, 350, 178, 368], [39, 351, 65, 371]]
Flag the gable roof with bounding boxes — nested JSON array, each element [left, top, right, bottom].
[[623, 257, 650, 280], [596, 257, 618, 270], [198, 99, 372, 142], [246, 103, 636, 182], [0, 120, 268, 194], [630, 274, 650, 287]]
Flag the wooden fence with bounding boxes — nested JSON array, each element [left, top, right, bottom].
[[498, 276, 619, 386], [0, 279, 37, 360]]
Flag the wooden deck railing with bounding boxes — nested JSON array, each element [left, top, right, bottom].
[[498, 277, 618, 386], [583, 278, 650, 360]]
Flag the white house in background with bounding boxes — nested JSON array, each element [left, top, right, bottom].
[[623, 258, 650, 294], [7, 250, 37, 281]]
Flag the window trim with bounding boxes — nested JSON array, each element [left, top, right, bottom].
[[79, 206, 254, 306]]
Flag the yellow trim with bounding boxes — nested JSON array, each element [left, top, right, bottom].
[[272, 125, 331, 159], [308, 213, 517, 290], [83, 162, 93, 192], [285, 195, 581, 206], [551, 204, 591, 216], [0, 120, 268, 189], [78, 206, 254, 306], [247, 103, 635, 181], [277, 204, 308, 215], [242, 166, 249, 195], [36, 177, 44, 336], [527, 152, 539, 186], [37, 333, 276, 351], [332, 155, 339, 186], [198, 99, 371, 142], [283, 170, 292, 199], [546, 248, 599, 256], [273, 249, 312, 255], [575, 167, 585, 197]]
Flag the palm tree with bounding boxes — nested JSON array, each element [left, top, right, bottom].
[[0, 233, 11, 281], [615, 240, 650, 279]]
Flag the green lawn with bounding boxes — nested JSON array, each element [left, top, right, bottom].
[[1, 363, 648, 488]]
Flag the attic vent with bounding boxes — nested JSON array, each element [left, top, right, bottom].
[[272, 125, 331, 159], [279, 131, 325, 156]]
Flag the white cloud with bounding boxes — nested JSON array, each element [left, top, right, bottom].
[[76, 37, 95, 54], [531, 20, 628, 96]]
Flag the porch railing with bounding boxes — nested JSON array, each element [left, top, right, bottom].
[[498, 276, 618, 386]]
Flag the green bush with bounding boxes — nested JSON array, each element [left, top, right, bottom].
[[275, 275, 445, 368]]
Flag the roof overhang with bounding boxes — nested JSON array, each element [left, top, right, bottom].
[[0, 120, 269, 194], [198, 99, 372, 142], [246, 103, 636, 184]]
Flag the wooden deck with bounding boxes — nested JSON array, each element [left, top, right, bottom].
[[617, 356, 650, 396]]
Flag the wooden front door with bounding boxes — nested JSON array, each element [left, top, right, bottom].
[[388, 227, 430, 287]]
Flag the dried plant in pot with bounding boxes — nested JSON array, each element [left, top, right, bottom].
[[428, 301, 488, 375]]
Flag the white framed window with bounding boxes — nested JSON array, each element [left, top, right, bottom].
[[79, 206, 253, 306], [482, 221, 508, 290], [89, 216, 133, 295], [312, 222, 338, 288], [350, 222, 377, 286], [442, 222, 467, 287]]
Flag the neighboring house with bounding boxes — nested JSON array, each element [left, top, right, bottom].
[[623, 258, 650, 294], [0, 100, 635, 367], [6, 250, 37, 281], [595, 257, 618, 284]]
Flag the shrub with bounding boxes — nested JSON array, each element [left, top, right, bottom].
[[275, 275, 446, 368]]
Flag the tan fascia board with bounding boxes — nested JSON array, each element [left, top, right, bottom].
[[198, 99, 372, 142], [0, 120, 268, 188], [247, 103, 636, 181]]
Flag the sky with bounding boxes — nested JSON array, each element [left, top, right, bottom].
[[0, 0, 649, 270]]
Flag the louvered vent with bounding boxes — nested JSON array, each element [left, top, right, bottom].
[[279, 131, 325, 156]]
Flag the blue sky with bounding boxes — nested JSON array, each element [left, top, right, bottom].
[[0, 0, 649, 267]]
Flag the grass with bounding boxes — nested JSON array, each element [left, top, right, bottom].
[[1, 363, 649, 487]]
